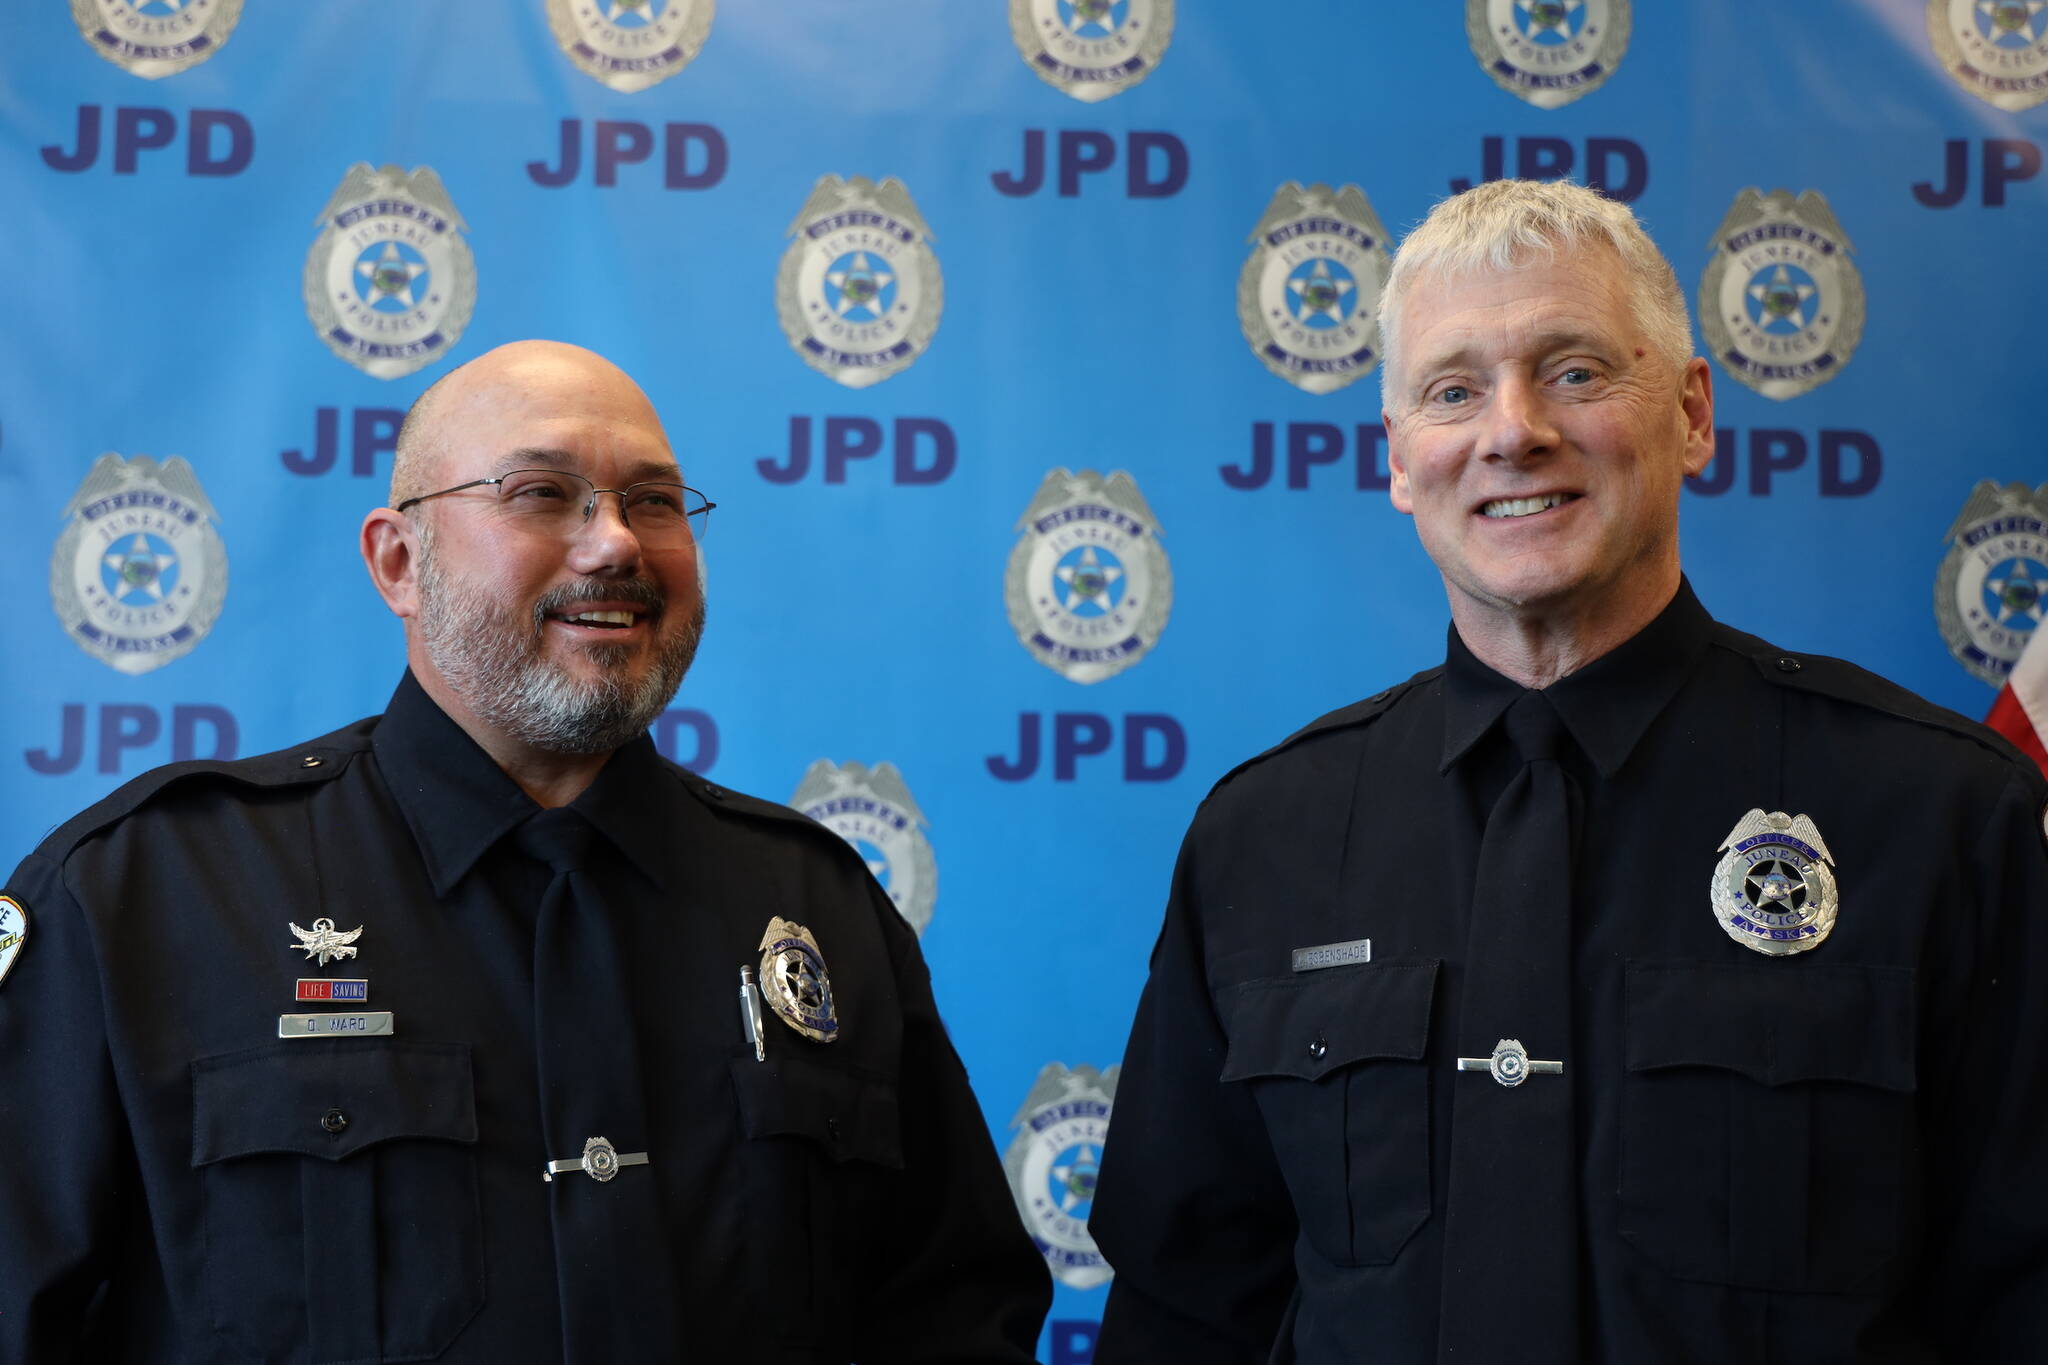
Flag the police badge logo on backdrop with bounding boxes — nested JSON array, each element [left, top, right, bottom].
[[1009, 0, 1174, 102], [1466, 0, 1630, 108], [1006, 469, 1172, 684], [546, 0, 714, 93], [1936, 481, 2048, 685], [1699, 189, 1865, 401], [69, 0, 243, 79], [1237, 183, 1393, 395], [1928, 0, 2048, 111], [304, 164, 477, 381], [51, 454, 226, 675], [792, 760, 938, 936], [1005, 1063, 1117, 1289], [778, 176, 942, 389]]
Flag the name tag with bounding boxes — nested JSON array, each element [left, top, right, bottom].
[[278, 1011, 394, 1038], [295, 978, 369, 1003], [1291, 938, 1372, 972]]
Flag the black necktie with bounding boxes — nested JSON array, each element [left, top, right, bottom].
[[517, 808, 681, 1365], [1437, 691, 1580, 1363]]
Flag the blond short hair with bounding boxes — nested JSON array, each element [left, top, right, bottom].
[[1376, 179, 1693, 412]]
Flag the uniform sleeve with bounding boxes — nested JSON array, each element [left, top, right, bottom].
[[848, 888, 1052, 1365], [1923, 768, 2048, 1359], [0, 850, 133, 1360], [1090, 835, 1298, 1365]]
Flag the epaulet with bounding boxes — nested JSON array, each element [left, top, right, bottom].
[[1714, 624, 2045, 777], [672, 763, 839, 835], [1209, 666, 1443, 796], [669, 762, 897, 891], [38, 718, 375, 858]]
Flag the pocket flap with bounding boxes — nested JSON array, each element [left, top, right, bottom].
[[1625, 960, 1916, 1091], [191, 1041, 478, 1166], [729, 1051, 903, 1168], [1216, 959, 1439, 1084]]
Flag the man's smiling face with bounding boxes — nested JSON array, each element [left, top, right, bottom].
[[1384, 244, 1713, 644], [405, 344, 705, 756]]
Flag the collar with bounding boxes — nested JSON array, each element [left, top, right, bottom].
[[372, 671, 676, 896], [1439, 579, 1714, 777]]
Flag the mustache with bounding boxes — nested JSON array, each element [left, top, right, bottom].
[[530, 577, 667, 627]]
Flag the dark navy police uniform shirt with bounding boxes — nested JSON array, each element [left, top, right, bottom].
[[1090, 583, 2048, 1365], [0, 673, 1049, 1363]]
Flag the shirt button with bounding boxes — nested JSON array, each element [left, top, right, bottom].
[[320, 1108, 349, 1134], [1307, 1036, 1327, 1060], [1775, 657, 1802, 674], [704, 784, 725, 800], [300, 755, 324, 769]]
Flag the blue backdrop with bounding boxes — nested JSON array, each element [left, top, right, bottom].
[[5, 3, 2048, 1356]]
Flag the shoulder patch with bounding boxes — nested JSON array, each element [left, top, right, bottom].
[[37, 719, 374, 861], [1210, 668, 1441, 797], [0, 895, 26, 990]]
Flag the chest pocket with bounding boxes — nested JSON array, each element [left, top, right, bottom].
[[729, 1049, 903, 1356], [1619, 960, 1918, 1295], [1216, 959, 1439, 1267], [190, 1041, 483, 1365]]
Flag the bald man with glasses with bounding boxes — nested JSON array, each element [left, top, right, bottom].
[[0, 340, 1049, 1364]]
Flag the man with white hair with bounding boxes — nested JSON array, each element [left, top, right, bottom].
[[0, 340, 1050, 1362], [1090, 182, 2048, 1363]]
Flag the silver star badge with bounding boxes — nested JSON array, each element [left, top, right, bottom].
[[1709, 809, 1840, 956]]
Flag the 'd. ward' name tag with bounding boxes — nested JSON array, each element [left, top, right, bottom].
[[278, 1011, 393, 1038]]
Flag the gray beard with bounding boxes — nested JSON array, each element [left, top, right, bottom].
[[413, 527, 704, 756]]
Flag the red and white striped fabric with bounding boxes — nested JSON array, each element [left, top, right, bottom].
[[1985, 628, 2048, 779]]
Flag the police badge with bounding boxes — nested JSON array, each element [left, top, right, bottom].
[[1004, 1062, 1117, 1289], [50, 454, 227, 676], [757, 917, 838, 1043], [1008, 0, 1174, 102], [1928, 0, 2048, 111], [793, 760, 938, 936], [0, 896, 28, 992], [1709, 810, 1840, 956], [1466, 0, 1630, 108], [69, 0, 243, 79], [1237, 182, 1393, 395], [304, 164, 477, 380], [1698, 189, 1865, 401], [545, 0, 714, 93], [1005, 469, 1173, 685], [1935, 481, 2048, 686], [777, 176, 942, 389]]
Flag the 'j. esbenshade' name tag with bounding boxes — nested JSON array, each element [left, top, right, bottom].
[[278, 1011, 394, 1038], [1291, 938, 1372, 972]]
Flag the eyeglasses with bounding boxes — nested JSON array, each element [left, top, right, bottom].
[[396, 469, 714, 544]]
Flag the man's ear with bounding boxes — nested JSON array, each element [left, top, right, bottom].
[[1385, 409, 1415, 514], [361, 508, 422, 620], [1679, 357, 1715, 479]]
